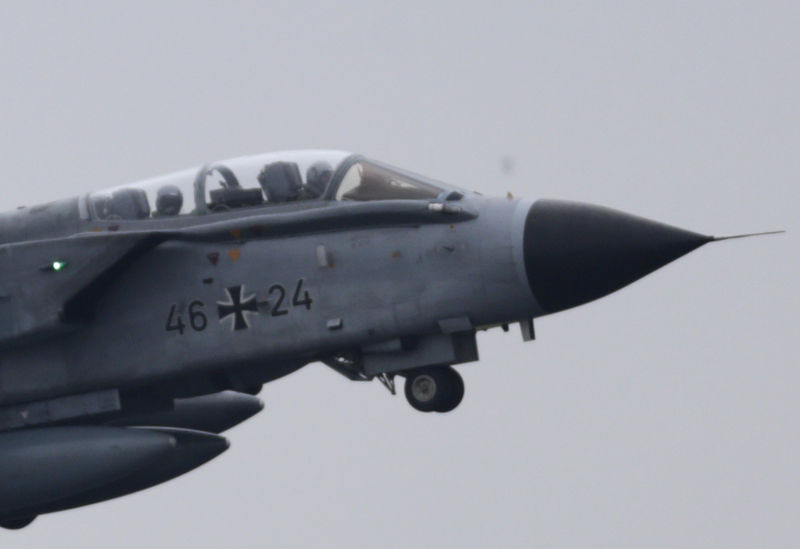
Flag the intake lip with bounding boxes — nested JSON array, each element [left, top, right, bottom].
[[524, 199, 713, 314]]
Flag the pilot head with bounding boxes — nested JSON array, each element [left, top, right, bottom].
[[305, 161, 333, 198], [156, 184, 183, 216]]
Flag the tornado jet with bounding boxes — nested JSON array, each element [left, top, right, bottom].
[[0, 150, 779, 529]]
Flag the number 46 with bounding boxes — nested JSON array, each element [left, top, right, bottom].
[[166, 301, 207, 335]]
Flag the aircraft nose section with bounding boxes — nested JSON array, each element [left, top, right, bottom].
[[523, 199, 713, 313]]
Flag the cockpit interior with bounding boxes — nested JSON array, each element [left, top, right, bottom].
[[87, 151, 461, 221]]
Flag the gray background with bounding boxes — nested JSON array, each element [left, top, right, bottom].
[[1, 1, 797, 547]]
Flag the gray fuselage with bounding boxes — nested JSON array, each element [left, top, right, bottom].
[[0, 194, 541, 406]]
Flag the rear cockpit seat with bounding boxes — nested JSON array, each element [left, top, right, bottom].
[[107, 188, 150, 220], [258, 162, 303, 203]]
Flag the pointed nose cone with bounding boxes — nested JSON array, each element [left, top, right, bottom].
[[524, 199, 713, 313]]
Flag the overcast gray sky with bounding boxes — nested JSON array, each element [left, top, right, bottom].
[[1, 2, 797, 548]]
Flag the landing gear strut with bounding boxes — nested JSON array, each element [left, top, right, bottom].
[[403, 366, 464, 413]]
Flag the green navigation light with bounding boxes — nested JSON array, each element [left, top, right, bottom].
[[51, 261, 67, 272]]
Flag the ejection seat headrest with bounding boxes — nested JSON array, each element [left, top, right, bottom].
[[110, 188, 151, 220], [257, 162, 303, 203]]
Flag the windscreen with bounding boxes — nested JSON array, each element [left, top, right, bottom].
[[335, 161, 443, 201]]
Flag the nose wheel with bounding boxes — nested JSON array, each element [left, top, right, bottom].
[[404, 366, 464, 412]]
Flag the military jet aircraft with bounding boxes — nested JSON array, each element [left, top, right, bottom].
[[0, 150, 779, 529]]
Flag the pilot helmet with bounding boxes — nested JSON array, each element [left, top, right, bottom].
[[305, 161, 333, 197], [156, 184, 183, 216]]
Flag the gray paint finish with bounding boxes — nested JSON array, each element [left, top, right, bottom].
[[0, 195, 537, 406]]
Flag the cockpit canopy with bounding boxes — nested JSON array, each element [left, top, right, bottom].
[[87, 150, 461, 221]]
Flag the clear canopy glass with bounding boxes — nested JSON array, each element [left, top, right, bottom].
[[86, 150, 459, 221], [87, 150, 352, 220]]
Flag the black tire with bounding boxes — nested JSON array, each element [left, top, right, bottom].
[[0, 516, 36, 530], [404, 367, 464, 413], [404, 367, 451, 412], [435, 367, 464, 413]]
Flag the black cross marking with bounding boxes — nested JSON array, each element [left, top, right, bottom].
[[217, 285, 258, 331]]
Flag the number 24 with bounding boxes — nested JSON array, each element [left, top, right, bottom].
[[269, 279, 313, 316]]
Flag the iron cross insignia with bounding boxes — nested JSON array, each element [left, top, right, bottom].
[[217, 285, 258, 331]]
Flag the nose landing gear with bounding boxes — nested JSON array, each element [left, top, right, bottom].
[[403, 366, 464, 413]]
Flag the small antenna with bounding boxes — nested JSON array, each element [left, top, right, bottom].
[[712, 230, 786, 242]]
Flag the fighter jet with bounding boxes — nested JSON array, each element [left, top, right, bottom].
[[0, 150, 779, 529]]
